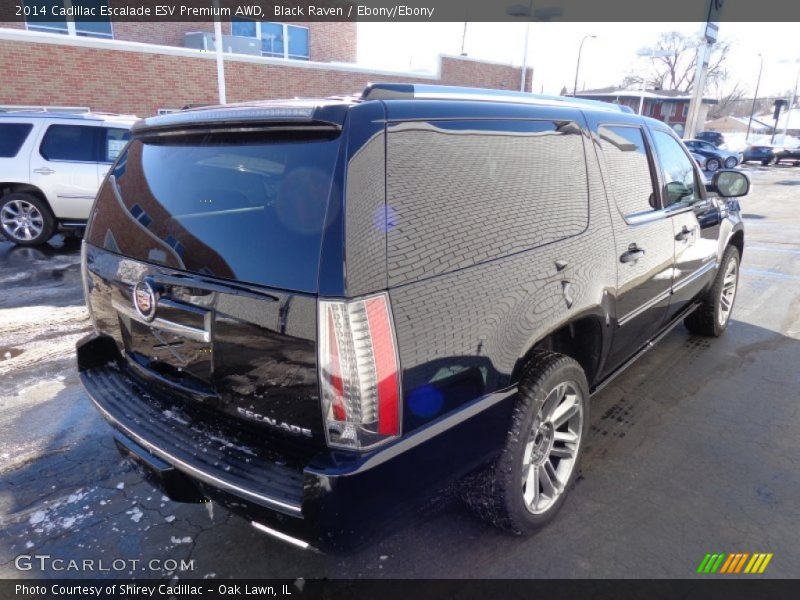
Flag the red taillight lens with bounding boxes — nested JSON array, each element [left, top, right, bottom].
[[319, 293, 401, 450]]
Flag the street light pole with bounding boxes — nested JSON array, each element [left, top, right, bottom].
[[520, 21, 531, 92], [573, 35, 596, 96], [507, 1, 562, 92], [636, 48, 671, 116], [213, 0, 226, 104], [745, 54, 763, 144]]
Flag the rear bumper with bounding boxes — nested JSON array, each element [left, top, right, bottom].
[[77, 335, 516, 549]]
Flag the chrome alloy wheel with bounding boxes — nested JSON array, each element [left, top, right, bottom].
[[522, 381, 584, 515], [718, 256, 739, 326], [1, 199, 44, 242]]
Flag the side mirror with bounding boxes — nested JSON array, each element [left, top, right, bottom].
[[712, 169, 750, 198]]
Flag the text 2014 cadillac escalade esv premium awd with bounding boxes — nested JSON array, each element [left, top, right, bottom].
[[76, 84, 749, 549]]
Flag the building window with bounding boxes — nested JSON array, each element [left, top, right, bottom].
[[25, 0, 113, 39], [231, 19, 309, 60]]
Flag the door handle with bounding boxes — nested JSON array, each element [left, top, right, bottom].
[[620, 244, 645, 263], [675, 225, 695, 241], [33, 167, 55, 175]]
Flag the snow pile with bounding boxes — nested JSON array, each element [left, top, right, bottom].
[[722, 132, 800, 152]]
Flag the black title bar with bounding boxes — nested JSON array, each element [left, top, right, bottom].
[[4, 0, 800, 22]]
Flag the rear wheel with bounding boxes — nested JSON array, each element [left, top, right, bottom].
[[724, 157, 738, 169], [461, 351, 589, 534], [706, 158, 720, 172], [684, 245, 740, 337], [0, 193, 56, 246]]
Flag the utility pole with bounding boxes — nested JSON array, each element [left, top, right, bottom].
[[781, 62, 799, 143], [683, 1, 724, 139], [213, 0, 226, 104]]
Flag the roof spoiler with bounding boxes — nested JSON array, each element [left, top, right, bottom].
[[132, 104, 346, 135]]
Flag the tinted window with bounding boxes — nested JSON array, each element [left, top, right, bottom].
[[652, 131, 700, 207], [231, 19, 257, 38], [261, 22, 285, 57], [102, 127, 131, 162], [73, 0, 113, 38], [287, 25, 309, 59], [40, 125, 99, 162], [24, 0, 68, 33], [598, 125, 657, 216], [0, 123, 33, 157], [386, 119, 588, 285], [87, 131, 341, 292]]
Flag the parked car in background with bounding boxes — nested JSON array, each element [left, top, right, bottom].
[[696, 131, 725, 147], [690, 152, 708, 170], [741, 144, 778, 165], [684, 139, 741, 170], [774, 146, 800, 166], [0, 112, 135, 246], [77, 83, 749, 549]]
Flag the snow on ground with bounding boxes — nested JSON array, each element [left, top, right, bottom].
[[722, 131, 800, 151]]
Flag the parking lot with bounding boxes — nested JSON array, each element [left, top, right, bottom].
[[1, 164, 799, 579]]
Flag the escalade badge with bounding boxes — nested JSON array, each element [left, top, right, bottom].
[[132, 279, 158, 322]]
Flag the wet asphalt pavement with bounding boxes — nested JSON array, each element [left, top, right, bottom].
[[1, 164, 799, 580]]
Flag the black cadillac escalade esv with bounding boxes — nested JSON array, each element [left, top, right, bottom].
[[77, 84, 749, 549]]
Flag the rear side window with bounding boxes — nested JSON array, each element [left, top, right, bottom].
[[386, 119, 588, 285], [598, 125, 657, 216], [0, 123, 33, 157], [102, 127, 131, 162], [87, 130, 341, 292], [40, 124, 99, 162]]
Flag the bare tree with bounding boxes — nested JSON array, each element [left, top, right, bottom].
[[708, 82, 746, 119], [640, 31, 731, 93]]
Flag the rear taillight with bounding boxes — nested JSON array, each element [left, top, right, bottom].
[[318, 293, 401, 450]]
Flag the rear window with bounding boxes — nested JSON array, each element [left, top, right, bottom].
[[87, 130, 340, 293], [0, 123, 33, 157], [102, 127, 131, 162]]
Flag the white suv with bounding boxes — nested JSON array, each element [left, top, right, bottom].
[[0, 112, 135, 246]]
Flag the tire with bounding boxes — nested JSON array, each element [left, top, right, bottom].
[[724, 157, 738, 169], [684, 245, 741, 337], [761, 159, 772, 166], [0, 192, 56, 246], [706, 158, 720, 172], [460, 351, 589, 534]]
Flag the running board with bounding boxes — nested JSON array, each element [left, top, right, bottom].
[[591, 301, 701, 397]]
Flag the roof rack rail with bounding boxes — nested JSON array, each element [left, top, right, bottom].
[[361, 83, 633, 114]]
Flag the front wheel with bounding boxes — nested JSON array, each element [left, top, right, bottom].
[[724, 157, 738, 169], [461, 351, 589, 534], [706, 158, 721, 172], [0, 193, 56, 246], [684, 245, 740, 337]]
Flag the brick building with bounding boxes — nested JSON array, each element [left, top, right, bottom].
[[575, 87, 717, 137], [0, 7, 531, 118]]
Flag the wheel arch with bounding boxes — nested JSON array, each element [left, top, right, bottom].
[[0, 183, 53, 213], [727, 227, 744, 259], [511, 311, 609, 390]]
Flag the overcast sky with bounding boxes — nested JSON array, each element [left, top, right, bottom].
[[357, 22, 800, 98]]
